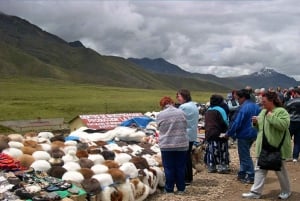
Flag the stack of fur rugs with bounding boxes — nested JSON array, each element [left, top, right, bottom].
[[0, 125, 166, 201]]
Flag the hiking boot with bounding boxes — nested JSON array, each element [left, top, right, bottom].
[[278, 192, 291, 199], [242, 191, 261, 199]]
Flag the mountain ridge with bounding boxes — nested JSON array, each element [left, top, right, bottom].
[[0, 12, 230, 92], [129, 57, 299, 89], [1, 12, 298, 91]]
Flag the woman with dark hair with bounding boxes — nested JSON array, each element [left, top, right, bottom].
[[176, 89, 199, 185], [284, 87, 300, 163], [156, 96, 189, 194], [242, 91, 292, 199], [225, 89, 261, 184], [204, 94, 230, 173]]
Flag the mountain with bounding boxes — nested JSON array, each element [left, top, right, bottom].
[[69, 41, 85, 48], [128, 57, 190, 76], [128, 57, 298, 90], [0, 12, 229, 91], [128, 57, 243, 89], [229, 67, 298, 89]]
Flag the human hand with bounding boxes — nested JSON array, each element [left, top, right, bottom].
[[219, 133, 227, 138]]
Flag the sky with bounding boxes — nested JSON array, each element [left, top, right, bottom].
[[1, 0, 300, 80]]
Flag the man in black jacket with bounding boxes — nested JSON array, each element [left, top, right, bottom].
[[285, 87, 300, 162]]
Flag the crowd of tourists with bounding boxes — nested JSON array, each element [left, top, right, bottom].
[[157, 85, 300, 199]]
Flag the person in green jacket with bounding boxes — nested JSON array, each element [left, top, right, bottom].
[[242, 91, 292, 200]]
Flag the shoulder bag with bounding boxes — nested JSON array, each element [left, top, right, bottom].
[[257, 115, 286, 171]]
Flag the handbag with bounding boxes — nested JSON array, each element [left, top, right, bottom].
[[257, 115, 286, 171]]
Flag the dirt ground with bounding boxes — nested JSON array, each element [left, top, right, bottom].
[[145, 143, 300, 201]]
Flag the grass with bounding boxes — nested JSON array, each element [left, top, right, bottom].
[[0, 78, 217, 122]]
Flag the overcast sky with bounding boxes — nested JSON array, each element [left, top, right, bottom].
[[1, 0, 300, 80]]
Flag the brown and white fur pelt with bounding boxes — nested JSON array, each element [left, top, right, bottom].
[[47, 166, 67, 178], [103, 160, 119, 169], [92, 171, 126, 201], [23, 131, 38, 139], [30, 160, 51, 172], [78, 168, 95, 180], [113, 127, 146, 142], [32, 151, 51, 161], [38, 132, 54, 139], [91, 164, 109, 174], [119, 162, 138, 179], [2, 147, 23, 158], [149, 166, 165, 188], [51, 140, 65, 150], [139, 168, 158, 195], [7, 134, 24, 142], [78, 158, 94, 169], [92, 170, 126, 201], [88, 154, 105, 164], [0, 135, 10, 144], [113, 179, 134, 201], [81, 178, 101, 195], [17, 154, 35, 168], [105, 168, 135, 201], [130, 156, 149, 170], [69, 127, 116, 142], [8, 141, 24, 149], [114, 153, 132, 165], [141, 154, 159, 167], [63, 161, 81, 171], [130, 178, 150, 201], [62, 149, 79, 163], [107, 168, 126, 184], [99, 185, 123, 201], [38, 143, 52, 152], [62, 171, 84, 183], [92, 173, 114, 190]]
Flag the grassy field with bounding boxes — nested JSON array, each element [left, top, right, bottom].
[[0, 78, 218, 122]]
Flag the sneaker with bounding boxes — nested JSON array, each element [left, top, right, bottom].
[[292, 159, 297, 163], [241, 177, 254, 184], [185, 182, 191, 186], [176, 191, 185, 195], [163, 189, 174, 194], [217, 164, 230, 174], [237, 174, 246, 182], [278, 192, 291, 199], [242, 191, 261, 199], [207, 166, 217, 173]]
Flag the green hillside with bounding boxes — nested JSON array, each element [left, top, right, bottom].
[[0, 13, 229, 91]]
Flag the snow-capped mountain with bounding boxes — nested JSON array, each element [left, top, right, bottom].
[[231, 67, 298, 89]]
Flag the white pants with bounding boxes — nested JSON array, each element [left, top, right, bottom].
[[250, 161, 290, 194]]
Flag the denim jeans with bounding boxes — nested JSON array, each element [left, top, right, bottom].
[[161, 150, 187, 192], [289, 121, 300, 160], [237, 138, 256, 179]]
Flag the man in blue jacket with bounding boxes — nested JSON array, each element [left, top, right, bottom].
[[226, 89, 261, 184]]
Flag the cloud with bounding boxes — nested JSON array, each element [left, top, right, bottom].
[[1, 0, 299, 80]]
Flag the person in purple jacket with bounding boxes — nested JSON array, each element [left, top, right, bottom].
[[225, 89, 261, 184]]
